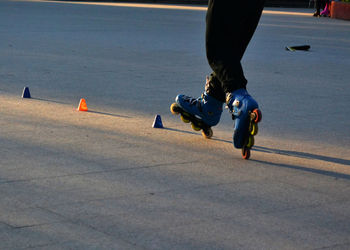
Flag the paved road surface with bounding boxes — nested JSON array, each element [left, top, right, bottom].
[[1, 1, 350, 249]]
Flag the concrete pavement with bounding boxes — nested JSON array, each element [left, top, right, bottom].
[[1, 0, 350, 249]]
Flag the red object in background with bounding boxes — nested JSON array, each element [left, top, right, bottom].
[[331, 1, 350, 20]]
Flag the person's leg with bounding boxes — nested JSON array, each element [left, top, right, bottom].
[[204, 73, 225, 103], [317, 0, 326, 12], [171, 1, 264, 140], [205, 0, 264, 154], [314, 0, 321, 16], [320, 0, 330, 16], [171, 0, 264, 158], [205, 0, 265, 94]]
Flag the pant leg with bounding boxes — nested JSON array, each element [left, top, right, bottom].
[[205, 0, 265, 97], [315, 0, 320, 12], [315, 0, 326, 12]]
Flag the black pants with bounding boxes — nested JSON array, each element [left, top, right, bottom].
[[205, 0, 265, 103], [315, 0, 329, 13]]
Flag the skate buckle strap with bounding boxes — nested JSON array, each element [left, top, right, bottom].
[[225, 96, 241, 114], [232, 99, 240, 107], [225, 93, 233, 106], [183, 95, 204, 113]]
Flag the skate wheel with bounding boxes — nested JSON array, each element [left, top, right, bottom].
[[170, 103, 179, 115], [181, 115, 190, 123], [250, 123, 258, 136], [252, 109, 262, 123], [191, 123, 201, 131], [246, 135, 255, 148], [242, 147, 250, 160], [202, 128, 213, 139]]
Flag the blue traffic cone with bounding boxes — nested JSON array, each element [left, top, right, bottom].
[[152, 114, 163, 128], [22, 87, 31, 98]]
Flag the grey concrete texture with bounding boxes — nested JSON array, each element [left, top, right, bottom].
[[0, 0, 350, 249]]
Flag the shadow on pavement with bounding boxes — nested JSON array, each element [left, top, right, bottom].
[[253, 146, 350, 166], [34, 98, 132, 118], [32, 97, 68, 105], [88, 110, 131, 119], [252, 159, 350, 180], [163, 127, 350, 167], [164, 127, 199, 136]]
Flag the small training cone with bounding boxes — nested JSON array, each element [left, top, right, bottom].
[[22, 87, 31, 98], [152, 114, 163, 128], [77, 98, 88, 111]]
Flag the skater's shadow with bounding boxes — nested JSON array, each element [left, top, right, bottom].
[[164, 127, 350, 166], [251, 159, 350, 180], [252, 146, 350, 166]]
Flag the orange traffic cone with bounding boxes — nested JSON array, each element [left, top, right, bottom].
[[77, 98, 88, 111]]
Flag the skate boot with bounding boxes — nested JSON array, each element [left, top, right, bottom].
[[226, 88, 262, 159], [170, 91, 223, 139]]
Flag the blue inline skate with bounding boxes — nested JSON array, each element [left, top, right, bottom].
[[170, 85, 223, 139], [226, 88, 262, 159]]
